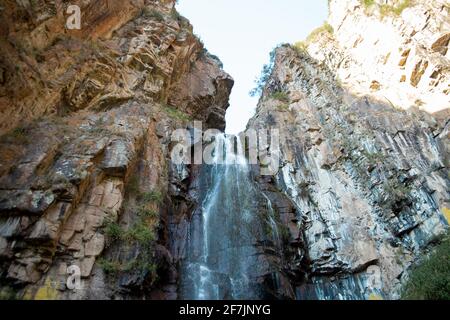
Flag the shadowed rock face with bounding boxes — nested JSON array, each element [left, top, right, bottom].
[[246, 0, 449, 299], [0, 0, 233, 299]]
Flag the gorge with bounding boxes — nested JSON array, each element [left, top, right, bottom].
[[0, 0, 449, 300]]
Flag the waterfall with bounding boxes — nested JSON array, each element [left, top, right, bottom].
[[180, 134, 267, 300], [263, 194, 282, 251]]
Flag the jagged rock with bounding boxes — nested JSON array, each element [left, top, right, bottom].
[[0, 190, 55, 216], [84, 233, 105, 257], [431, 33, 450, 56], [0, 217, 24, 238], [318, 142, 342, 169], [100, 139, 135, 177], [28, 202, 72, 242], [7, 261, 42, 284], [168, 54, 234, 131], [80, 257, 96, 278]]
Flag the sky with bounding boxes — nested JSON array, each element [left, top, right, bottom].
[[177, 0, 328, 134]]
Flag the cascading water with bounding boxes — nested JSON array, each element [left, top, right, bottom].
[[180, 134, 271, 300]]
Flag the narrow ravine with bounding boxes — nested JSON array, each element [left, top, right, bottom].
[[0, 0, 448, 302]]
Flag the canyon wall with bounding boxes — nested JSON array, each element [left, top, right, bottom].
[[247, 0, 449, 299], [0, 0, 448, 301], [0, 0, 233, 299]]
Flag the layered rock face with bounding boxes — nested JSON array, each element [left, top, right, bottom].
[[247, 0, 449, 299], [0, 0, 232, 299]]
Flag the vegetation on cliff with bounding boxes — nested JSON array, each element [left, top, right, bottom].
[[361, 0, 413, 17], [402, 234, 450, 300], [249, 48, 277, 97], [294, 22, 334, 51]]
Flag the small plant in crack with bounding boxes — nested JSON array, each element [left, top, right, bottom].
[[140, 190, 163, 204], [270, 91, 290, 103]]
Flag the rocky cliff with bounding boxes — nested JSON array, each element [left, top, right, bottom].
[[0, 0, 448, 301], [247, 0, 449, 299], [0, 0, 233, 299]]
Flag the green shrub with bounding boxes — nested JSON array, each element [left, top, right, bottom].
[[292, 22, 334, 52], [279, 224, 291, 243], [277, 104, 290, 112], [361, 149, 385, 165], [171, 9, 190, 28], [136, 261, 159, 285], [138, 207, 159, 219], [250, 47, 278, 97], [99, 257, 158, 279], [0, 287, 17, 300], [362, 0, 375, 8], [125, 223, 156, 244], [305, 22, 334, 44], [378, 179, 411, 213], [270, 91, 290, 103], [383, 179, 411, 200], [104, 220, 124, 241], [361, 0, 411, 17], [142, 8, 165, 22], [380, 0, 411, 17], [294, 41, 308, 53], [402, 233, 450, 300], [163, 105, 192, 122], [170, 8, 181, 20], [141, 190, 163, 204], [0, 126, 30, 144], [104, 217, 156, 245], [98, 258, 122, 275], [201, 49, 224, 68]]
